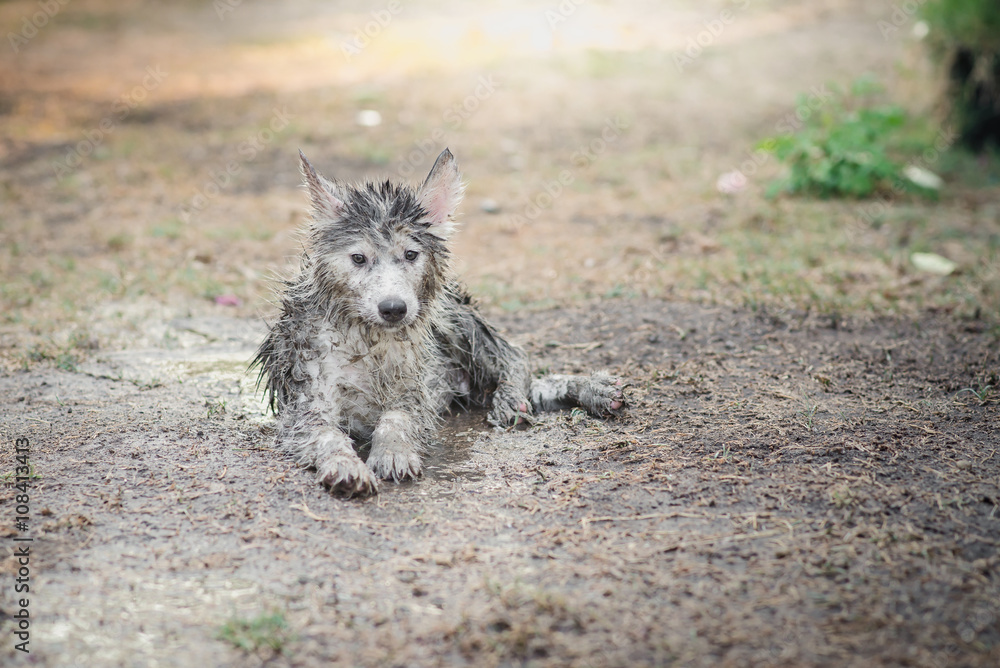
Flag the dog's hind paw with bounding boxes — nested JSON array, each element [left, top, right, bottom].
[[318, 453, 379, 497], [488, 383, 534, 428], [577, 373, 627, 417], [367, 448, 422, 483]]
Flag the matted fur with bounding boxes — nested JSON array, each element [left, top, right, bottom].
[[252, 149, 625, 496]]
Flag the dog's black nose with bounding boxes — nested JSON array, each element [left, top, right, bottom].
[[378, 298, 408, 323]]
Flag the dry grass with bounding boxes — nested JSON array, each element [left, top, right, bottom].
[[2, 1, 999, 373]]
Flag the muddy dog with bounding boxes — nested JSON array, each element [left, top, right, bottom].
[[252, 149, 625, 496]]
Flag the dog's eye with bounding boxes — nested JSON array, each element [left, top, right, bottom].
[[351, 254, 367, 266], [404, 250, 419, 262]]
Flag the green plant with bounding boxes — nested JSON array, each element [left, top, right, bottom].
[[955, 374, 997, 405], [206, 398, 227, 418], [761, 77, 936, 199]]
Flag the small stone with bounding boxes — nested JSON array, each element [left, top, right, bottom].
[[480, 198, 501, 214], [955, 460, 973, 471], [355, 110, 382, 127], [910, 252, 956, 276], [903, 165, 942, 190]]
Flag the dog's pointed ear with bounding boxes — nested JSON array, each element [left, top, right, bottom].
[[417, 148, 464, 239], [300, 150, 345, 220]]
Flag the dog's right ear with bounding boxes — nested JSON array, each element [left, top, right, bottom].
[[300, 150, 345, 220]]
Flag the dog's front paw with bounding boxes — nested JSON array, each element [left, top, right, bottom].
[[318, 452, 379, 497], [369, 410, 423, 483], [577, 373, 627, 417], [367, 448, 422, 483], [488, 383, 533, 428]]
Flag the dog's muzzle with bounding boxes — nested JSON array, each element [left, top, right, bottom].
[[378, 298, 408, 324]]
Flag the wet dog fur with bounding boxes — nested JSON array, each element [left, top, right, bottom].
[[252, 149, 625, 496]]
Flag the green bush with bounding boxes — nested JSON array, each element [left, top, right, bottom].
[[760, 77, 936, 199], [921, 0, 1000, 52], [921, 0, 1000, 150]]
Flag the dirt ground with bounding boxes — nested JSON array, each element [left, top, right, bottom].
[[1, 1, 999, 667]]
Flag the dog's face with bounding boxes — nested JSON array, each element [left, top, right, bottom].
[[330, 209, 433, 330], [301, 149, 464, 330]]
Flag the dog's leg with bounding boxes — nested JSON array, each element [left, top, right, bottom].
[[366, 410, 424, 482], [437, 284, 626, 426], [472, 338, 532, 428], [277, 408, 378, 496], [529, 372, 626, 417], [436, 286, 533, 427], [488, 360, 533, 427], [315, 430, 379, 496]]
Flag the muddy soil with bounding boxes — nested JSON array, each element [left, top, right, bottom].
[[2, 302, 998, 667]]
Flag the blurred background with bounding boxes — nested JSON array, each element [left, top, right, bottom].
[[1, 0, 998, 369]]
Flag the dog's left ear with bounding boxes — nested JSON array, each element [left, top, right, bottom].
[[418, 148, 464, 240]]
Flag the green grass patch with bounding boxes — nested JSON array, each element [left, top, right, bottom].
[[150, 217, 184, 240], [216, 611, 293, 654]]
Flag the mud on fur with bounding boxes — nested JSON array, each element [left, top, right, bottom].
[[251, 149, 626, 497]]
